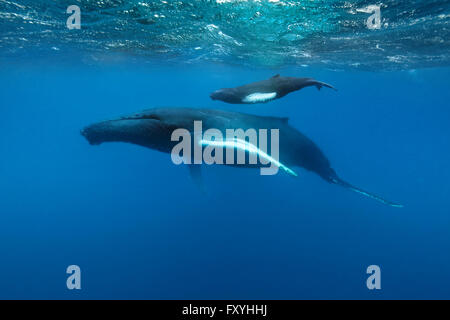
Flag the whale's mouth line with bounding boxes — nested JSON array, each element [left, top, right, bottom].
[[80, 115, 162, 143]]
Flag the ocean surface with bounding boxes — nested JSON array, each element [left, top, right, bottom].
[[0, 0, 450, 299]]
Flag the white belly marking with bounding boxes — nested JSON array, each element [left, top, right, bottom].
[[242, 92, 277, 103]]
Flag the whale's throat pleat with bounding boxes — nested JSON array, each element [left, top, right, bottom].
[[242, 92, 277, 103]]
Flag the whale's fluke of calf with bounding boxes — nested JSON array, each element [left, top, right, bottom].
[[210, 75, 336, 104], [81, 107, 402, 208]]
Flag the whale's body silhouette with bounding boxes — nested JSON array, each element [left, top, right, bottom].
[[82, 107, 402, 207], [210, 75, 336, 104]]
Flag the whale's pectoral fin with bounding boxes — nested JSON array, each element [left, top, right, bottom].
[[332, 177, 403, 208], [189, 165, 206, 194]]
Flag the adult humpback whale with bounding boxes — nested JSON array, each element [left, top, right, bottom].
[[210, 75, 336, 104], [81, 107, 402, 208]]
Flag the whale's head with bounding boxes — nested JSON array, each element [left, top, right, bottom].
[[81, 109, 180, 152], [210, 88, 240, 104]]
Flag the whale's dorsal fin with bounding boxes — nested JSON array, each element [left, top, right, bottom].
[[271, 74, 280, 79]]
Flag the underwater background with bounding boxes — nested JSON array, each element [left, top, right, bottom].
[[1, 0, 450, 299]]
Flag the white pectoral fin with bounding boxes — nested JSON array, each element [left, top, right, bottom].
[[199, 138, 298, 177], [242, 92, 277, 103]]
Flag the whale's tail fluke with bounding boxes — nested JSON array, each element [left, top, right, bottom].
[[331, 176, 403, 208], [314, 81, 337, 91]]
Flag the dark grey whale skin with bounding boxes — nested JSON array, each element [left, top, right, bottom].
[[81, 107, 402, 207], [210, 75, 336, 104]]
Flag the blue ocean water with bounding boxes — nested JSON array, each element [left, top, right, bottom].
[[1, 0, 450, 300]]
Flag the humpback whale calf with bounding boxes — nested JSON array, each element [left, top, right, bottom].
[[81, 107, 402, 208], [210, 75, 336, 104]]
